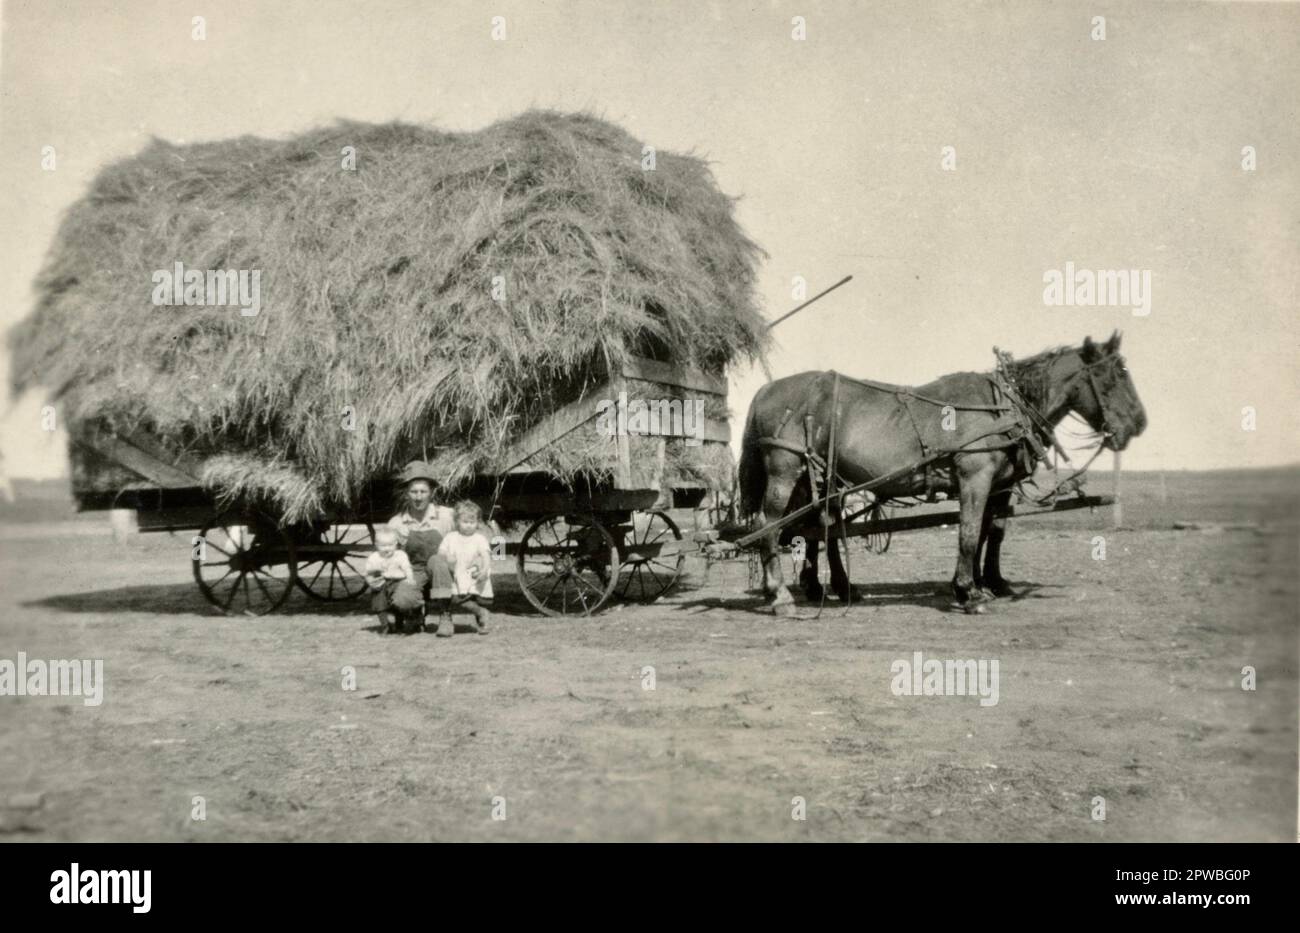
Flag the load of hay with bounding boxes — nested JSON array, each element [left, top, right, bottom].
[[9, 110, 767, 521]]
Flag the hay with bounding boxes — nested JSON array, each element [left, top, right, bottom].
[[9, 110, 766, 521]]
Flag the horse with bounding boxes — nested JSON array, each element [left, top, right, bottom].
[[737, 332, 1146, 614]]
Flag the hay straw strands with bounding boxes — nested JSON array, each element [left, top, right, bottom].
[[10, 111, 767, 521]]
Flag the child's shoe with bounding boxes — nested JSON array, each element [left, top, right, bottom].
[[377, 611, 396, 635], [470, 602, 490, 635], [435, 613, 454, 638]]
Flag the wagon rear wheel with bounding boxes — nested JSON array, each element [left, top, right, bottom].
[[294, 522, 374, 601], [616, 510, 685, 602], [192, 516, 297, 616], [516, 514, 619, 617]]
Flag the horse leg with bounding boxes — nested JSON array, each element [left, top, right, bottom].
[[952, 461, 996, 614], [800, 537, 824, 601], [980, 490, 1017, 598], [973, 492, 997, 598], [761, 475, 798, 616]]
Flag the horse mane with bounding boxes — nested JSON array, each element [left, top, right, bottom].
[[1004, 345, 1075, 410]]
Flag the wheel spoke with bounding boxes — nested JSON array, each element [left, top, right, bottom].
[[642, 561, 666, 591], [540, 574, 564, 608], [205, 538, 235, 558], [222, 574, 243, 610], [339, 556, 364, 578], [250, 569, 275, 604], [572, 572, 603, 596], [649, 557, 680, 576], [626, 563, 642, 600]]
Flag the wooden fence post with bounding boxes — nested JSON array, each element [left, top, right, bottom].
[[1112, 453, 1123, 529]]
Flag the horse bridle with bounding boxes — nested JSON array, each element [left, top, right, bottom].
[[1073, 354, 1127, 444], [1003, 349, 1126, 505], [1007, 347, 1123, 441]]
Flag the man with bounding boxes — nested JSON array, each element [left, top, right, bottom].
[[387, 461, 457, 636]]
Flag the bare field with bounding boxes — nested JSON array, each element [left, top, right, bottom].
[[1, 469, 1297, 841]]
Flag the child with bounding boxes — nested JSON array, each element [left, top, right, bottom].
[[434, 500, 493, 636], [364, 528, 423, 634]]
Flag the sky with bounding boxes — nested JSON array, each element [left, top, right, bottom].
[[1, 0, 1297, 480]]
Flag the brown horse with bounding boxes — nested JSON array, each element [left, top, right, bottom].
[[738, 333, 1146, 614]]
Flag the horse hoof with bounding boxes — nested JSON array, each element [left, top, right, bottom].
[[769, 589, 796, 617], [982, 580, 1016, 599]]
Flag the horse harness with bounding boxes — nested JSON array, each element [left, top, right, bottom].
[[755, 350, 1070, 516]]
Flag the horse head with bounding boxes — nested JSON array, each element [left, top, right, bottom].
[[1069, 331, 1147, 451]]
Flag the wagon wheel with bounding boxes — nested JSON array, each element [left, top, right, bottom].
[[516, 514, 619, 617], [192, 516, 297, 616], [707, 483, 738, 528], [294, 522, 375, 602], [617, 510, 685, 602], [864, 501, 892, 554]]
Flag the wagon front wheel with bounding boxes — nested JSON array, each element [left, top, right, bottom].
[[516, 514, 619, 617], [192, 516, 297, 616], [617, 510, 685, 602], [864, 501, 892, 554]]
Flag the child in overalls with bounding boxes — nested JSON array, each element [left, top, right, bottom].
[[387, 461, 457, 636]]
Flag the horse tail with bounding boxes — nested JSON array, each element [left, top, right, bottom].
[[738, 389, 769, 518]]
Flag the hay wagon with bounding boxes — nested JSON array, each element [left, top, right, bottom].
[[68, 355, 725, 618], [16, 110, 768, 618]]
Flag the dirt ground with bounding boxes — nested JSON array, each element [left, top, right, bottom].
[[1, 471, 1296, 842]]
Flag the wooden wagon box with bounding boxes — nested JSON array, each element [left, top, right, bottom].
[[487, 355, 732, 512]]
